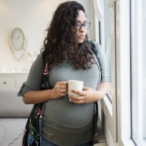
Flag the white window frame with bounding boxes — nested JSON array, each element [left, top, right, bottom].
[[83, 0, 144, 145], [94, 0, 137, 146], [94, 0, 118, 144], [117, 0, 135, 146], [130, 0, 146, 145]]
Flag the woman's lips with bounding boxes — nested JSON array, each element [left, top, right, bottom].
[[78, 35, 85, 39]]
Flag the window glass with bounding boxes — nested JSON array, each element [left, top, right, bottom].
[[131, 0, 146, 144], [103, 0, 113, 101], [143, 0, 146, 141]]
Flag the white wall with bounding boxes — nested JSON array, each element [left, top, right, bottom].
[[0, 0, 93, 72], [1, 0, 91, 72]]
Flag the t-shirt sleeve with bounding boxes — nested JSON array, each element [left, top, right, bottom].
[[17, 53, 44, 96], [93, 41, 111, 83]]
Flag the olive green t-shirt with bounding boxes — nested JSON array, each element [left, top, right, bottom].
[[18, 41, 111, 145], [19, 52, 99, 146]]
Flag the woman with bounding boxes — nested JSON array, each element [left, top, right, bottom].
[[18, 1, 110, 146]]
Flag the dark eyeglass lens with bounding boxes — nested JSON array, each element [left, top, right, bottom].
[[76, 22, 90, 29], [83, 22, 90, 29]]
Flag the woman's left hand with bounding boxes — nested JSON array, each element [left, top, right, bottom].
[[68, 86, 103, 104]]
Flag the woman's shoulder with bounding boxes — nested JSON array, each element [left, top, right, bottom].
[[34, 51, 44, 63], [88, 40, 101, 55]]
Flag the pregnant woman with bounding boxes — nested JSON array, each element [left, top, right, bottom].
[[18, 1, 110, 146]]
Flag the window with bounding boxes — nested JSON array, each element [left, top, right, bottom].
[[93, 0, 146, 145], [103, 0, 113, 102], [131, 0, 146, 145], [95, 0, 118, 143], [143, 0, 146, 142]]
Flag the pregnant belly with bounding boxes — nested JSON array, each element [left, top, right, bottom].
[[42, 96, 94, 128]]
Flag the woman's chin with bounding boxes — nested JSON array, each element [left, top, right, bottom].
[[77, 39, 84, 44]]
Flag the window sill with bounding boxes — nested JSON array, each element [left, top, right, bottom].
[[101, 94, 112, 117], [133, 138, 146, 146], [121, 139, 136, 146]]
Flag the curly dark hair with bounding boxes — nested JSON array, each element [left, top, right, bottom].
[[42, 1, 94, 70]]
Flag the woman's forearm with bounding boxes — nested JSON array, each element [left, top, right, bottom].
[[23, 81, 68, 104], [23, 90, 53, 104], [96, 82, 111, 99]]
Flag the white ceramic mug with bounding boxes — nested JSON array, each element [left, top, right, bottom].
[[68, 80, 84, 96]]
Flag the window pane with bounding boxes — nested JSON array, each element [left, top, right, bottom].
[[103, 0, 113, 101], [104, 0, 111, 74], [143, 0, 146, 141], [131, 0, 146, 145]]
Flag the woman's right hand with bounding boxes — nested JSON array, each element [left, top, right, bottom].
[[50, 81, 68, 99]]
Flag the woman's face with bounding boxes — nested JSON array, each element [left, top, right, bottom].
[[76, 10, 88, 44]]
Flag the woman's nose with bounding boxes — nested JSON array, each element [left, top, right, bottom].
[[79, 25, 85, 32]]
